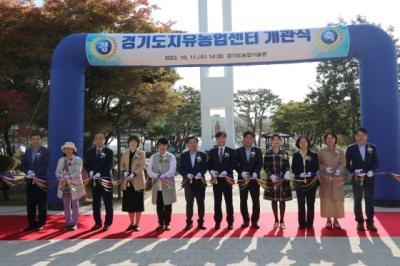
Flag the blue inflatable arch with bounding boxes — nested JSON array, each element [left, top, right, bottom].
[[49, 24, 400, 206]]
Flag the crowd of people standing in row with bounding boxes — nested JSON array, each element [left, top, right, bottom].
[[21, 127, 379, 233]]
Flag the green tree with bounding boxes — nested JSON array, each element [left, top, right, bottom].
[[0, 0, 180, 155], [234, 88, 281, 146], [271, 101, 321, 147], [145, 86, 201, 153], [305, 15, 400, 144]]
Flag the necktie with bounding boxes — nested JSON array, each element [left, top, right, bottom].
[[219, 148, 224, 163]]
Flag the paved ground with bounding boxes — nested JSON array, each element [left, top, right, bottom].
[[1, 177, 399, 265]]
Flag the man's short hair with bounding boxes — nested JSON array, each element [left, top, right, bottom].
[[243, 131, 255, 138], [157, 138, 169, 146], [186, 135, 199, 144], [355, 127, 368, 135], [215, 131, 227, 138]]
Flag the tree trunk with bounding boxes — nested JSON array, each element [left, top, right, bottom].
[[4, 127, 13, 156], [116, 126, 121, 200]]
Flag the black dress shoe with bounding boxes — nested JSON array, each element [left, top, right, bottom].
[[241, 222, 249, 228], [184, 224, 193, 230], [90, 224, 102, 231], [103, 225, 110, 231], [36, 225, 44, 231], [227, 224, 234, 230], [126, 225, 135, 231], [198, 224, 206, 230], [215, 223, 220, 230], [69, 225, 77, 231], [357, 222, 366, 231], [155, 224, 164, 231], [251, 223, 260, 229], [307, 225, 314, 230], [366, 222, 377, 232], [134, 225, 141, 232], [164, 224, 171, 231], [23, 226, 36, 232]]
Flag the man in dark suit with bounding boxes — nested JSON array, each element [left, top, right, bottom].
[[21, 133, 49, 231], [346, 127, 379, 231], [208, 131, 237, 230], [84, 133, 114, 231], [179, 136, 208, 230], [235, 131, 263, 229]]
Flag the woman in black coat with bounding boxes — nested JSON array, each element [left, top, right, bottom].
[[291, 136, 319, 229]]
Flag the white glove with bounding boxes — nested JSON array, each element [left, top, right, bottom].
[[284, 171, 291, 180], [367, 171, 374, 177], [220, 171, 227, 177], [90, 171, 94, 177], [241, 171, 249, 178], [299, 172, 307, 178], [335, 169, 341, 176], [63, 175, 70, 179], [270, 174, 278, 182], [325, 167, 333, 174], [27, 170, 35, 177], [128, 173, 135, 180], [123, 171, 129, 177], [210, 170, 218, 177], [94, 173, 101, 178], [187, 173, 194, 179], [195, 173, 202, 179], [252, 172, 258, 179], [307, 172, 312, 178], [160, 174, 166, 179], [355, 169, 363, 175]]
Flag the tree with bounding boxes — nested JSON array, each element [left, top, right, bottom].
[[165, 86, 201, 153], [305, 15, 400, 144], [271, 101, 321, 147], [144, 86, 201, 153], [234, 88, 281, 146], [0, 0, 180, 155]]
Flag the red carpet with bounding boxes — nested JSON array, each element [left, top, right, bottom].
[[0, 212, 399, 240]]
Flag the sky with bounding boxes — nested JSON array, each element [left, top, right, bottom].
[[149, 0, 400, 102], [34, 0, 400, 102]]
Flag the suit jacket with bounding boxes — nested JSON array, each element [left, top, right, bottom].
[[207, 146, 237, 178], [84, 146, 114, 178], [235, 146, 263, 180], [120, 149, 146, 190], [345, 143, 379, 174], [55, 155, 86, 200], [21, 146, 49, 180], [291, 150, 319, 178], [178, 150, 208, 179]]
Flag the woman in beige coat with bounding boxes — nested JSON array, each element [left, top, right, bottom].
[[318, 132, 346, 229], [55, 142, 86, 231], [120, 135, 146, 232]]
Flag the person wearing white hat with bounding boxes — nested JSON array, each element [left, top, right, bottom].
[[55, 141, 86, 231]]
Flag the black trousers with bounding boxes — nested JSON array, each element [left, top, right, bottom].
[[213, 181, 234, 225], [352, 177, 375, 223], [157, 191, 172, 225], [26, 184, 47, 227], [91, 181, 113, 226], [239, 181, 260, 224], [184, 181, 206, 225], [296, 187, 316, 227]]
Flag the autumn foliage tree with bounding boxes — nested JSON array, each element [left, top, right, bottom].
[[0, 0, 181, 155]]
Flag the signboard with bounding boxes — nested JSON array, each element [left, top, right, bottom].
[[86, 26, 350, 67]]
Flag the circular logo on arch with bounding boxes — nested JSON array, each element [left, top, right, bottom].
[[321, 29, 338, 44], [89, 36, 117, 61], [317, 27, 345, 51], [95, 39, 112, 55]]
